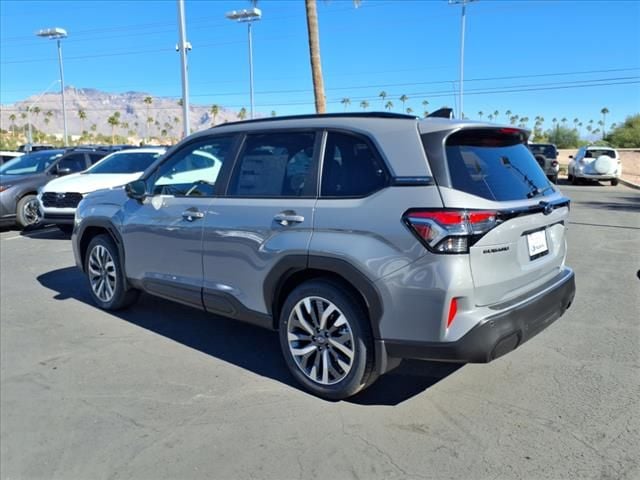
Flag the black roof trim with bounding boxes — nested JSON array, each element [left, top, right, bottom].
[[212, 111, 417, 128]]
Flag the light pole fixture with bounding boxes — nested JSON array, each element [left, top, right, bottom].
[[225, 7, 262, 119], [176, 0, 191, 139], [36, 27, 68, 145], [448, 0, 476, 119]]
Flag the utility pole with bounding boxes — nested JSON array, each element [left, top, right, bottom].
[[449, 0, 476, 119], [177, 0, 190, 138]]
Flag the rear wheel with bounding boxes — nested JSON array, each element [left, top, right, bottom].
[[278, 280, 375, 400], [571, 174, 580, 185], [16, 195, 42, 229], [85, 234, 139, 310], [611, 178, 619, 186]]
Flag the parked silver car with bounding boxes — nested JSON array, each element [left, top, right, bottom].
[[72, 113, 575, 399], [568, 145, 621, 185]]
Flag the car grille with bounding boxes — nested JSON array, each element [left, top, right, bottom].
[[41, 192, 83, 208]]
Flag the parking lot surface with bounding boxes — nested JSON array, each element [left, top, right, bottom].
[[1, 183, 639, 480]]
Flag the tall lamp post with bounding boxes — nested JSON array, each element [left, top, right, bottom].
[[36, 27, 68, 145], [448, 0, 476, 119], [225, 7, 262, 119], [176, 0, 191, 139]]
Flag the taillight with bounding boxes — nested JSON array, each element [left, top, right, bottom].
[[447, 298, 458, 328], [403, 209, 500, 254]]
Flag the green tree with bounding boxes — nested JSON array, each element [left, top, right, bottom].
[[143, 96, 153, 140], [505, 109, 512, 118], [341, 97, 351, 111], [399, 94, 409, 111], [78, 109, 87, 135], [9, 114, 16, 136], [422, 100, 429, 111], [477, 111, 483, 120], [406, 107, 413, 115], [605, 114, 640, 147], [379, 91, 387, 108], [488, 113, 494, 122], [493, 110, 499, 121], [600, 107, 609, 139], [210, 104, 220, 126], [384, 100, 393, 111], [360, 100, 369, 110], [237, 107, 247, 120], [107, 113, 120, 145], [546, 125, 579, 148]]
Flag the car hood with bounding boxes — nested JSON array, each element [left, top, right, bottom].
[[0, 172, 48, 187], [42, 172, 143, 194]]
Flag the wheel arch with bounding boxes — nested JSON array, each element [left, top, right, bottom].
[[77, 219, 125, 276]]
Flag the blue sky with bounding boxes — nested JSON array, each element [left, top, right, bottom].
[[1, 0, 639, 129]]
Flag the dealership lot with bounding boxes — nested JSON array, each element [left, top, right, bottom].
[[1, 184, 638, 480]]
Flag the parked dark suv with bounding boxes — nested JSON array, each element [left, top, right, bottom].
[[528, 143, 559, 183], [0, 147, 110, 228], [72, 113, 575, 399]]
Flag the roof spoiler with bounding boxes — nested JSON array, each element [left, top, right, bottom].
[[427, 108, 454, 119]]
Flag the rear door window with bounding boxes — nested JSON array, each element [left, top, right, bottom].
[[442, 129, 552, 201], [57, 153, 88, 173]]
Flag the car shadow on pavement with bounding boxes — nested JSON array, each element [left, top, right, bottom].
[[574, 196, 640, 213], [37, 266, 461, 406]]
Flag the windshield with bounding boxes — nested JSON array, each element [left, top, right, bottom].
[[87, 150, 164, 174], [443, 129, 553, 201], [528, 144, 557, 158], [0, 150, 65, 175]]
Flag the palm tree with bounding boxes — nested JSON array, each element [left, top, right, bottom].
[[237, 107, 247, 120], [423, 110, 429, 118], [384, 100, 393, 111], [477, 111, 483, 120], [399, 94, 409, 112], [379, 91, 387, 108], [509, 116, 518, 125], [586, 125, 592, 134], [143, 96, 153, 140], [161, 129, 168, 139], [341, 98, 351, 111], [488, 113, 494, 122], [577, 122, 583, 136], [305, 0, 326, 113], [561, 117, 567, 125], [493, 110, 499, 121], [600, 107, 609, 139], [505, 109, 512, 118], [210, 104, 220, 126], [8, 114, 16, 136], [422, 100, 429, 111], [360, 100, 369, 111], [107, 114, 120, 145], [406, 107, 413, 115], [121, 122, 130, 139], [78, 109, 87, 135], [271, 110, 277, 117], [573, 117, 579, 130]]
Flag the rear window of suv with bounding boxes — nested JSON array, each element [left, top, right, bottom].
[[585, 149, 616, 158], [528, 144, 557, 158], [442, 129, 553, 201]]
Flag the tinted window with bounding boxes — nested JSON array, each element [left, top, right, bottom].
[[89, 153, 106, 164], [151, 136, 233, 196], [443, 129, 553, 201], [57, 153, 87, 173], [229, 132, 316, 197], [321, 132, 388, 197], [528, 144, 557, 158], [0, 150, 64, 175], [89, 151, 164, 174], [585, 149, 616, 158]]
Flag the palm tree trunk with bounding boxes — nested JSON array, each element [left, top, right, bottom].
[[305, 0, 326, 114]]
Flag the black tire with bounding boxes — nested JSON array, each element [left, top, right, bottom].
[[278, 279, 375, 400], [549, 175, 558, 184], [567, 173, 573, 183], [611, 178, 619, 186], [15, 194, 42, 229], [57, 225, 73, 235], [85, 234, 139, 311], [571, 174, 580, 185]]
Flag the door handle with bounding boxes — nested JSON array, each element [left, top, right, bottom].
[[274, 211, 304, 226], [182, 209, 205, 222]]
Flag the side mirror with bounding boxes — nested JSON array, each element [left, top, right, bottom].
[[56, 166, 72, 176], [125, 179, 147, 201]]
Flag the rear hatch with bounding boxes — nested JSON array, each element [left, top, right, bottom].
[[582, 148, 618, 175], [421, 127, 569, 306]]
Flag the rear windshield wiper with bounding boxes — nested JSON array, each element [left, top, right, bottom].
[[500, 156, 548, 198]]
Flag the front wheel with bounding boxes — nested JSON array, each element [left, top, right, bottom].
[[611, 178, 619, 186], [278, 280, 375, 400], [85, 234, 139, 310], [16, 194, 42, 229]]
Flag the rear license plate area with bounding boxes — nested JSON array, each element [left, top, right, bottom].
[[527, 229, 548, 260]]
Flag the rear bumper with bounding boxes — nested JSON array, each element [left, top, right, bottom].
[[575, 172, 619, 180], [381, 268, 575, 363]]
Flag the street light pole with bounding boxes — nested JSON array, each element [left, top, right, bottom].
[[449, 0, 476, 119], [36, 27, 68, 145], [176, 0, 190, 138], [226, 7, 262, 119]]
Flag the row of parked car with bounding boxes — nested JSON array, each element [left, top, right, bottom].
[[527, 142, 622, 185], [0, 145, 166, 230]]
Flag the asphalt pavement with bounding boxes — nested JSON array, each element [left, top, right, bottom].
[[1, 183, 639, 480]]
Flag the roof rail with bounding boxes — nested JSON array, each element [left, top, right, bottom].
[[212, 111, 417, 128], [426, 108, 454, 119]]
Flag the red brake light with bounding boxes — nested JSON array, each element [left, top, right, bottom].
[[447, 298, 458, 328], [404, 209, 500, 254], [499, 128, 520, 134]]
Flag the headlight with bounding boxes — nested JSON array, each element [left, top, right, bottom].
[[0, 184, 13, 193]]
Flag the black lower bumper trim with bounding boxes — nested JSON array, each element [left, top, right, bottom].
[[43, 214, 74, 224], [384, 269, 576, 363]]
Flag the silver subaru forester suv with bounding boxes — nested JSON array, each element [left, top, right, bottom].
[[72, 112, 575, 399]]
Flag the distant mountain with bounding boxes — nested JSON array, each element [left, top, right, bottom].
[[0, 86, 241, 140]]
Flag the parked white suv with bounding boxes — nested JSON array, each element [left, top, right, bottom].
[[567, 146, 621, 186], [39, 147, 166, 232]]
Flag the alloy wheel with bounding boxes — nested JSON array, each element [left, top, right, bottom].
[[88, 245, 117, 302], [287, 296, 355, 385], [22, 198, 42, 226]]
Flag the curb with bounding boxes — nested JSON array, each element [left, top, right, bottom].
[[619, 178, 640, 191]]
